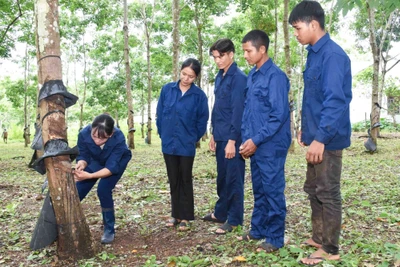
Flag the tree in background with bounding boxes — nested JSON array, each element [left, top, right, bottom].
[[123, 0, 135, 149], [172, 0, 180, 81], [336, 0, 400, 149]]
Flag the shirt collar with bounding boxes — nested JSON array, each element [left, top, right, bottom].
[[307, 33, 330, 53], [218, 62, 238, 77], [174, 80, 200, 95], [257, 58, 273, 75]]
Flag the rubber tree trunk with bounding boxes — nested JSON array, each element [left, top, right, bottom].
[[35, 0, 95, 260], [124, 0, 135, 149], [367, 3, 380, 147], [283, 0, 295, 152]]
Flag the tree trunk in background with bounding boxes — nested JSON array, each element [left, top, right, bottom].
[[283, 0, 295, 152], [367, 2, 380, 147], [194, 5, 203, 89], [145, 20, 153, 145], [124, 0, 135, 149], [194, 5, 205, 146], [24, 44, 31, 147], [35, 0, 94, 260], [172, 0, 180, 81], [79, 38, 88, 131], [273, 0, 278, 62]]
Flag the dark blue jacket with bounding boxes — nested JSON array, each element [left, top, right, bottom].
[[76, 125, 132, 174], [241, 58, 291, 152], [156, 81, 209, 157], [301, 33, 352, 150], [211, 62, 247, 143]]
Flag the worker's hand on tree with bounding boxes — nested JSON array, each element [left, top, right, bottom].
[[75, 160, 87, 171], [73, 170, 92, 181]]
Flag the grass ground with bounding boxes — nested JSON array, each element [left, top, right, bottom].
[[0, 134, 399, 266]]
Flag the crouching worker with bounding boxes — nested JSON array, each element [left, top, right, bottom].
[[73, 113, 132, 244]]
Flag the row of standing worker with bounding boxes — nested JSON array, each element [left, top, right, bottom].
[[72, 1, 352, 266]]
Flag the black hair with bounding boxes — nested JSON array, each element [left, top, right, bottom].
[[289, 0, 325, 30], [209, 38, 235, 56], [242, 30, 270, 51], [181, 58, 201, 77], [92, 113, 115, 138]]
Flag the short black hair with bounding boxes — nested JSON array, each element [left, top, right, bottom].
[[209, 38, 235, 56], [289, 0, 325, 30], [242, 30, 270, 51], [181, 58, 201, 77], [92, 113, 115, 138]]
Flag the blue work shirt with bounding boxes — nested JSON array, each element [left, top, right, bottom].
[[301, 33, 352, 150], [76, 125, 132, 175], [242, 58, 291, 152], [156, 81, 209, 157], [211, 62, 247, 142]]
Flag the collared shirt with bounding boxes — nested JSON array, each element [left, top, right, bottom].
[[241, 58, 291, 152], [211, 62, 247, 142], [302, 33, 352, 150], [156, 81, 209, 156], [76, 126, 132, 174]]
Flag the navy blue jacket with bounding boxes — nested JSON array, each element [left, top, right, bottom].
[[156, 81, 209, 157], [76, 125, 132, 174], [211, 62, 247, 143], [241, 58, 291, 152], [301, 33, 352, 150]]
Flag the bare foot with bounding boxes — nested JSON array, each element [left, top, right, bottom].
[[301, 238, 322, 248], [300, 248, 340, 265]]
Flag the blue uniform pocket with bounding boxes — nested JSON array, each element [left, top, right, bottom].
[[304, 68, 321, 95]]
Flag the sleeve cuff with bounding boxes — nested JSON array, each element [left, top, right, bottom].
[[314, 132, 330, 144], [252, 135, 262, 147]]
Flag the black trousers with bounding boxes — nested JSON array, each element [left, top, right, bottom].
[[163, 153, 195, 220], [304, 150, 343, 255]]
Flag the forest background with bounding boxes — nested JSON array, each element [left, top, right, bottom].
[[0, 0, 399, 266], [0, 0, 399, 147]]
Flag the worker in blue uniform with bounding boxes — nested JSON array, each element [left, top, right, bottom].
[[156, 58, 209, 231], [289, 1, 352, 265], [238, 30, 291, 253], [73, 113, 132, 244], [202, 38, 247, 235]]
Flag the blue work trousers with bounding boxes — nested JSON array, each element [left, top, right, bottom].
[[304, 150, 343, 255], [76, 157, 130, 209], [249, 149, 287, 248], [214, 141, 245, 226]]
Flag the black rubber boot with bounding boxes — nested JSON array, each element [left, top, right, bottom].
[[101, 209, 115, 244]]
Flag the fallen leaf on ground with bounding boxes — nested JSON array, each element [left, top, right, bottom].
[[232, 256, 246, 262]]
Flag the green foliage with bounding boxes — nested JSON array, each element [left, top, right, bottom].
[[0, 0, 35, 58], [335, 0, 400, 16], [0, 76, 36, 109], [352, 117, 400, 132]]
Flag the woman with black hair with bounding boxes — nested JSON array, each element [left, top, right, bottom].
[[156, 58, 209, 231], [73, 113, 132, 244]]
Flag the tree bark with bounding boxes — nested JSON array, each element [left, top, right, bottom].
[[24, 44, 31, 147], [194, 5, 205, 146], [283, 0, 295, 152], [273, 0, 278, 62], [172, 0, 180, 81], [35, 0, 94, 260], [124, 0, 135, 149], [367, 2, 380, 146]]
